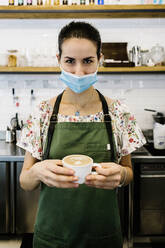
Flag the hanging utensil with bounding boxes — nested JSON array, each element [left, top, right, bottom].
[[30, 89, 36, 107]]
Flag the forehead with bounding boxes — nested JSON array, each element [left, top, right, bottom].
[[61, 38, 97, 57]]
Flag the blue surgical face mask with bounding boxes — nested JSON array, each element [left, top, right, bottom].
[[59, 67, 98, 94]]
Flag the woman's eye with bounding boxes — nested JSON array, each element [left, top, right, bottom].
[[65, 59, 75, 64], [84, 59, 93, 64]]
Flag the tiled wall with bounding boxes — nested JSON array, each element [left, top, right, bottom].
[[1, 73, 165, 131], [0, 18, 165, 131], [0, 18, 165, 52]]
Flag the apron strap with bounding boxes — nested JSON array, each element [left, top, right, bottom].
[[43, 89, 115, 162], [96, 89, 115, 162], [42, 91, 64, 160]]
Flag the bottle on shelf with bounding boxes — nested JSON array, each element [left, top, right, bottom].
[[62, 0, 68, 4], [14, 0, 18, 5], [80, 0, 85, 4], [89, 0, 95, 4], [54, 0, 60, 4], [71, 0, 77, 4], [33, 0, 38, 5], [18, 0, 24, 5], [8, 50, 18, 67], [37, 0, 43, 4], [45, 0, 51, 4], [9, 0, 15, 5], [27, 0, 33, 5]]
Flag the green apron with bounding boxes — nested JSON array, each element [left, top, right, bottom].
[[33, 90, 123, 248]]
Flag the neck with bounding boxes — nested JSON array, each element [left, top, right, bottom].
[[62, 86, 98, 107]]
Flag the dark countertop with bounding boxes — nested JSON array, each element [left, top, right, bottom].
[[0, 140, 165, 162], [131, 144, 165, 162]]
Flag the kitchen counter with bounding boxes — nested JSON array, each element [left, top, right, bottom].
[[132, 144, 165, 162], [0, 140, 165, 162], [0, 140, 25, 161]]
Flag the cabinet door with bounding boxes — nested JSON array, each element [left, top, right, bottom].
[[0, 162, 10, 233], [15, 162, 40, 234], [139, 176, 165, 235]]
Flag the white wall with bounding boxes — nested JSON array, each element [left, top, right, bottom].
[[0, 18, 165, 131], [0, 18, 165, 50]]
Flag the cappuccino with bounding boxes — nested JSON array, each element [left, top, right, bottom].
[[62, 154, 101, 184], [63, 154, 92, 167]]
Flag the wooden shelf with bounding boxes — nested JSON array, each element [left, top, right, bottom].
[[0, 5, 165, 18], [0, 66, 61, 73], [99, 66, 165, 73], [0, 66, 165, 73]]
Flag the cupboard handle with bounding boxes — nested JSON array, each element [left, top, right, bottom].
[[5, 162, 10, 233], [140, 174, 165, 178], [10, 162, 16, 234]]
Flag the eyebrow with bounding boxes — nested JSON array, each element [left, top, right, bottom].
[[64, 56, 95, 60]]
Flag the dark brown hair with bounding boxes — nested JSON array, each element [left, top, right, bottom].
[[58, 21, 101, 59]]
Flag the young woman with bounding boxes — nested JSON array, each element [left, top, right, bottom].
[[18, 21, 146, 248]]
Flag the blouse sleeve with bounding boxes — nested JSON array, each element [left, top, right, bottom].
[[16, 101, 51, 160], [111, 100, 146, 158]]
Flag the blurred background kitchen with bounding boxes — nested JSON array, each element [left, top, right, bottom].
[[0, 1, 165, 248]]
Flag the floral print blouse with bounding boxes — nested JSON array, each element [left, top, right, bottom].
[[17, 99, 146, 162]]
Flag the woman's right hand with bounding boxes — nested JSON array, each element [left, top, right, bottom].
[[32, 159, 79, 188]]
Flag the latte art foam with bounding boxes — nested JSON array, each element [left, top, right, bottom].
[[64, 155, 92, 166]]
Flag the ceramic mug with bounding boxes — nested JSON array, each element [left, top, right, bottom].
[[62, 154, 101, 184]]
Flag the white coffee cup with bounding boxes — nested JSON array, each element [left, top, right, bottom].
[[62, 154, 101, 184]]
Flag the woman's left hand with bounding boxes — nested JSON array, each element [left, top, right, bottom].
[[85, 163, 125, 189]]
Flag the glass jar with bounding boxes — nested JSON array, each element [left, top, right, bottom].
[[141, 50, 150, 66], [150, 44, 165, 65], [8, 50, 18, 67]]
